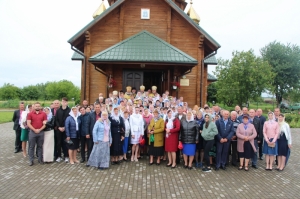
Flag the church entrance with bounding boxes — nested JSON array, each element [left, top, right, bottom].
[[123, 70, 163, 93]]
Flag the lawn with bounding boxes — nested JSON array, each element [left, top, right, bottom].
[[0, 111, 13, 124]]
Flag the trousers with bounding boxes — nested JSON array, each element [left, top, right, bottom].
[[28, 130, 44, 162], [216, 141, 231, 168], [203, 139, 215, 167]]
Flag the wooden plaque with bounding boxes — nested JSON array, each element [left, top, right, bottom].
[[180, 79, 189, 86]]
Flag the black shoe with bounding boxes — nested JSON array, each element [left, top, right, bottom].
[[166, 164, 172, 167], [156, 163, 160, 166], [29, 161, 34, 166], [252, 165, 258, 169], [171, 165, 177, 169], [184, 165, 188, 169], [188, 166, 192, 170], [149, 162, 154, 166], [14, 149, 19, 153], [38, 160, 44, 165], [221, 166, 226, 170], [215, 167, 220, 171], [86, 164, 90, 167], [111, 161, 117, 165], [259, 157, 263, 160], [80, 159, 85, 163], [202, 167, 211, 172]]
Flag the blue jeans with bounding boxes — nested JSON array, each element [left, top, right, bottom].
[[251, 139, 258, 166], [216, 141, 231, 168]]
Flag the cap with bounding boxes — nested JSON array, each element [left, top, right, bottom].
[[140, 85, 145, 91]]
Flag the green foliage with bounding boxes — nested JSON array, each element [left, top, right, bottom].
[[21, 85, 40, 100], [285, 115, 293, 123], [0, 83, 21, 100], [207, 82, 217, 103], [45, 80, 80, 101], [0, 100, 21, 109], [260, 41, 300, 106], [214, 50, 274, 106]]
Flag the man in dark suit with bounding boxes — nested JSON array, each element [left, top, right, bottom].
[[12, 102, 25, 153], [51, 100, 60, 159], [256, 108, 266, 160], [86, 103, 102, 165], [215, 110, 234, 170], [175, 106, 186, 164]]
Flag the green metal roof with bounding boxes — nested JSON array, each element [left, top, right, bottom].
[[71, 51, 84, 61], [89, 30, 198, 65], [208, 73, 217, 81], [204, 55, 218, 64]]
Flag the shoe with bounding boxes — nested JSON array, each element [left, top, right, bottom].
[[74, 160, 79, 163], [98, 167, 104, 170], [221, 166, 226, 170], [202, 167, 211, 172], [244, 167, 249, 171], [86, 164, 90, 167], [259, 157, 263, 160], [278, 169, 284, 172], [134, 159, 138, 162], [198, 162, 203, 168], [65, 157, 69, 163], [171, 165, 177, 169], [14, 149, 19, 153], [166, 164, 172, 167], [38, 160, 44, 165], [111, 161, 116, 165], [156, 163, 160, 166], [29, 161, 34, 166], [252, 165, 258, 169], [80, 159, 85, 163], [238, 166, 243, 170], [188, 166, 192, 170], [123, 158, 128, 162], [184, 165, 188, 169], [215, 167, 220, 171], [195, 162, 199, 168], [149, 162, 154, 166], [56, 157, 62, 162]]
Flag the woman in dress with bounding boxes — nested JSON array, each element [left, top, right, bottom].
[[87, 111, 112, 170], [195, 111, 205, 168], [277, 114, 292, 171], [165, 110, 180, 168], [148, 109, 165, 165], [236, 115, 257, 171], [43, 107, 55, 163], [20, 104, 32, 157], [263, 112, 279, 170], [179, 111, 199, 170], [65, 107, 80, 164], [130, 106, 144, 161], [142, 108, 153, 156], [109, 107, 125, 164], [122, 111, 130, 161], [201, 114, 218, 172]]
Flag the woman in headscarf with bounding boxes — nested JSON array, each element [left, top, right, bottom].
[[122, 111, 130, 161], [164, 109, 180, 168], [195, 111, 205, 168], [201, 114, 218, 172], [20, 104, 32, 157], [236, 115, 257, 171], [148, 109, 165, 165], [65, 107, 80, 164], [142, 108, 153, 157], [43, 107, 55, 162], [179, 111, 199, 170], [276, 113, 292, 171], [130, 106, 144, 161], [87, 111, 112, 170], [109, 107, 125, 164], [263, 112, 279, 170]]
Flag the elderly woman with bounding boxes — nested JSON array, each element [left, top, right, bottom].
[[148, 109, 165, 165], [165, 110, 180, 168], [201, 114, 218, 172], [277, 114, 292, 171], [87, 111, 112, 170], [109, 107, 125, 164], [130, 106, 144, 161], [65, 107, 80, 164], [20, 105, 32, 157], [195, 111, 205, 168], [236, 115, 257, 171], [263, 112, 279, 170], [43, 107, 55, 163], [179, 111, 199, 170]]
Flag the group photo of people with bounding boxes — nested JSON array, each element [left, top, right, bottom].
[[12, 85, 292, 172]]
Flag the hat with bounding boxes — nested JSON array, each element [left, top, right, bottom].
[[152, 86, 157, 91], [140, 85, 145, 91], [126, 86, 131, 92], [112, 91, 118, 95], [242, 114, 249, 119]]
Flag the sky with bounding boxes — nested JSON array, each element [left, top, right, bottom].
[[0, 0, 299, 88]]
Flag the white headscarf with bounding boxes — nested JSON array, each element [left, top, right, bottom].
[[69, 108, 79, 131], [268, 112, 276, 123], [166, 110, 175, 129], [111, 110, 120, 122], [44, 107, 52, 121]]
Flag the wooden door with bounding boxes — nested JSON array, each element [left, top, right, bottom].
[[123, 71, 143, 91]]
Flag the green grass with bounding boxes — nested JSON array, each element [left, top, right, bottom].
[[0, 100, 76, 109], [0, 111, 13, 124]]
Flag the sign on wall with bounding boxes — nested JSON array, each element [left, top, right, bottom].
[[180, 79, 189, 86], [141, 9, 150, 19]]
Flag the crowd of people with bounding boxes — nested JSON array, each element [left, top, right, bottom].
[[12, 85, 292, 172]]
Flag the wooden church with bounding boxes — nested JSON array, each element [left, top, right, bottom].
[[68, 0, 220, 106]]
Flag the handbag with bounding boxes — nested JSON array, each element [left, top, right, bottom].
[[268, 142, 275, 148], [150, 134, 155, 142], [178, 141, 183, 150], [64, 139, 74, 146], [139, 136, 145, 146]]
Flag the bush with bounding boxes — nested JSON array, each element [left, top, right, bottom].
[[285, 115, 293, 123]]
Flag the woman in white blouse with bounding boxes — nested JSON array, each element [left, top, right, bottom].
[[130, 106, 144, 161]]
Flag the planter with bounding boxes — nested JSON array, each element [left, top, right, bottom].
[[173, 85, 177, 90]]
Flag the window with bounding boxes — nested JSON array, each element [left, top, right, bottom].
[[141, 8, 150, 19]]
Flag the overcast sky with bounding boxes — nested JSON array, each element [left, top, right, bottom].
[[0, 0, 299, 88]]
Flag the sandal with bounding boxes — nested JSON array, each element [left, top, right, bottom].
[[244, 167, 249, 171], [238, 166, 243, 170]]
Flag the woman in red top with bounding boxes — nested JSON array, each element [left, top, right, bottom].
[[165, 110, 180, 168]]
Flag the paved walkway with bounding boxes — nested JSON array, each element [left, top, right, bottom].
[[0, 122, 299, 199]]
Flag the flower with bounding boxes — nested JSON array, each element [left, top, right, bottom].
[[108, 77, 116, 88], [171, 81, 180, 88]]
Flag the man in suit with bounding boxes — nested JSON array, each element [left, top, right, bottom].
[[256, 109, 266, 159], [12, 102, 25, 153], [215, 110, 234, 170], [51, 100, 60, 159], [175, 106, 186, 164], [86, 103, 102, 165]]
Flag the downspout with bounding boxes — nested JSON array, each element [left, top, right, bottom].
[[201, 50, 218, 107], [71, 45, 86, 100]]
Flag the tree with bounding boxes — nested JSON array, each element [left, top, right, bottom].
[[214, 50, 274, 106], [45, 80, 80, 101], [260, 41, 300, 106], [0, 83, 21, 100], [21, 85, 40, 100], [207, 82, 217, 103]]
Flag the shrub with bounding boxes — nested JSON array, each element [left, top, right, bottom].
[[285, 115, 293, 123]]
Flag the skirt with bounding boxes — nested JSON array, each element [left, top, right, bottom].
[[238, 141, 254, 159], [263, 138, 278, 156], [277, 133, 288, 156], [87, 141, 110, 168], [68, 138, 79, 150], [148, 142, 164, 157], [43, 130, 54, 162], [131, 131, 142, 144], [123, 137, 129, 154], [21, 128, 29, 141], [182, 143, 196, 156]]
